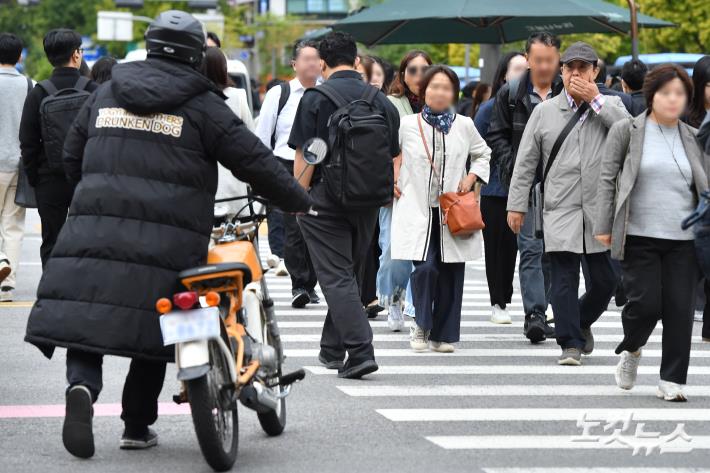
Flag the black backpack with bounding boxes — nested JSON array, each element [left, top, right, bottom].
[[312, 82, 394, 209], [38, 76, 92, 171]]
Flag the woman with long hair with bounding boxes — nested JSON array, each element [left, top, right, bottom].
[[201, 47, 254, 131], [90, 56, 117, 84], [201, 47, 255, 216], [377, 50, 433, 332], [688, 56, 710, 128], [469, 82, 491, 120], [473, 52, 528, 327]]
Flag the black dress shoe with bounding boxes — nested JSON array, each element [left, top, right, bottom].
[[337, 358, 378, 379], [308, 289, 320, 304], [291, 288, 310, 308]]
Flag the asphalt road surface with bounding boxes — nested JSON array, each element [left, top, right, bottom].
[[2, 210, 710, 473]]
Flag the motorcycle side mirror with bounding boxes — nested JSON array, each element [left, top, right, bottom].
[[302, 137, 328, 166], [214, 204, 230, 219]]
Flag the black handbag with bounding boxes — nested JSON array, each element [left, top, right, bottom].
[[14, 165, 37, 209], [532, 102, 589, 239], [15, 76, 37, 209]]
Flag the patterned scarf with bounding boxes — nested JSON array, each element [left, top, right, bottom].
[[421, 105, 455, 134]]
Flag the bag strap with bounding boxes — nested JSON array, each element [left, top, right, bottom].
[[75, 76, 91, 91], [417, 113, 444, 195], [362, 84, 379, 104], [417, 113, 437, 177], [540, 101, 589, 194], [271, 82, 291, 148], [38, 79, 58, 96], [313, 82, 348, 109], [25, 76, 33, 95]]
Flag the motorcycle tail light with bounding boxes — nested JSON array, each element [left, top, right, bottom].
[[205, 291, 221, 307], [156, 298, 172, 314], [173, 291, 198, 311]]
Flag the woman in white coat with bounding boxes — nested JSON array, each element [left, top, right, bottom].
[[392, 65, 491, 353], [202, 47, 255, 215]]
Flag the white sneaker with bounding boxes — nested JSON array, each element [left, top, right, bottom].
[[429, 341, 454, 353], [409, 324, 429, 352], [490, 304, 511, 324], [387, 303, 404, 332], [275, 260, 289, 277], [657, 380, 688, 402], [615, 350, 641, 390], [0, 290, 13, 302], [266, 254, 280, 269]]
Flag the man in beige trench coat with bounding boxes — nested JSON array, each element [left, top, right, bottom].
[[506, 42, 631, 366]]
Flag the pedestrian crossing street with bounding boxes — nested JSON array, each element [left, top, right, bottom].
[[258, 241, 710, 463]]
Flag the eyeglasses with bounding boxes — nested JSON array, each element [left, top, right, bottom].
[[76, 48, 84, 54], [406, 65, 429, 76]]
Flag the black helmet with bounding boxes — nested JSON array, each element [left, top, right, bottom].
[[145, 10, 206, 66]]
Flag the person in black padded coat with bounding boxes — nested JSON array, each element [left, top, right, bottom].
[[24, 10, 312, 459]]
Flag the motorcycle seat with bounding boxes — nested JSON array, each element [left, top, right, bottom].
[[178, 262, 253, 285]]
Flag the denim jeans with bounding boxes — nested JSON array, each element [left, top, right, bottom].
[[517, 203, 550, 316], [377, 206, 412, 305]]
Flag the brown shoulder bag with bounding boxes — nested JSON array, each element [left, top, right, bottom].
[[417, 113, 484, 236]]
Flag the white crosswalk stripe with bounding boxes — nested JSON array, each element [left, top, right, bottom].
[[257, 241, 710, 462]]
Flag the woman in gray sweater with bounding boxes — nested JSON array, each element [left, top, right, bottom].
[[595, 64, 708, 402]]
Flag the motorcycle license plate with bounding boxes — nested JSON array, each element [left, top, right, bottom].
[[159, 307, 221, 346]]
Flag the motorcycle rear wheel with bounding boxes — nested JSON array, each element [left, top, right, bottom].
[[187, 340, 238, 472]]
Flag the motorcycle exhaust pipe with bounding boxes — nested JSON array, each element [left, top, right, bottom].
[[239, 382, 279, 413]]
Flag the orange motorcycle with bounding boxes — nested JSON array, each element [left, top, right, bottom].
[[155, 195, 305, 471]]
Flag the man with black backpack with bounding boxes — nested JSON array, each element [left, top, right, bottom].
[[289, 31, 400, 379], [487, 32, 563, 342], [255, 39, 321, 308], [19, 29, 98, 267]]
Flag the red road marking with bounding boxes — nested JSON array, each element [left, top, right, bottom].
[[0, 402, 190, 419]]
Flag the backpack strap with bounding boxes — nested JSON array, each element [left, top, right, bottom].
[[507, 77, 525, 112], [271, 82, 291, 148], [25, 76, 33, 95], [313, 82, 348, 109], [38, 79, 58, 96], [361, 85, 379, 105], [75, 76, 91, 91]]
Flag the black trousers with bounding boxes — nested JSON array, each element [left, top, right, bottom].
[[411, 210, 465, 343], [298, 209, 378, 361], [616, 236, 699, 384], [548, 251, 616, 349], [481, 196, 518, 308], [360, 221, 380, 306], [277, 158, 317, 292], [702, 280, 710, 339], [35, 176, 74, 268], [66, 349, 167, 428]]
